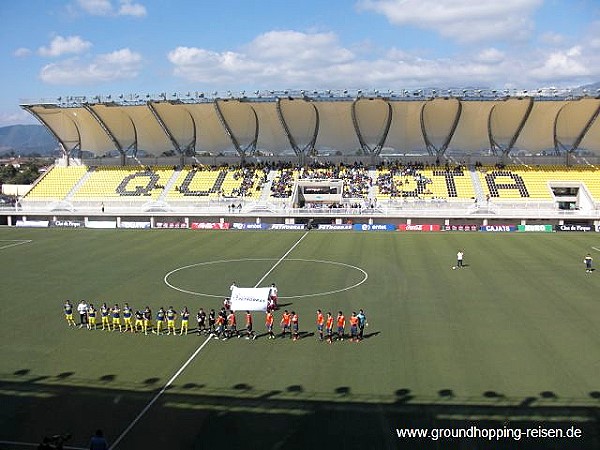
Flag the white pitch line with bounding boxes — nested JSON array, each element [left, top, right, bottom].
[[253, 231, 308, 288], [0, 440, 86, 450], [108, 334, 213, 450], [109, 231, 309, 449], [592, 246, 600, 252], [0, 239, 32, 251]]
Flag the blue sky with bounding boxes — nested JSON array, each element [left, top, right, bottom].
[[0, 0, 599, 126]]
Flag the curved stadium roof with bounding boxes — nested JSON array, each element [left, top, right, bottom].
[[21, 89, 600, 158]]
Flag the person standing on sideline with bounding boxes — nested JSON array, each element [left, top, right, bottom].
[[243, 311, 256, 339], [77, 300, 88, 328], [291, 311, 299, 341], [336, 311, 346, 341], [584, 253, 593, 273], [457, 250, 464, 268], [227, 310, 238, 339], [280, 310, 291, 339], [122, 303, 133, 333], [111, 303, 122, 332], [87, 304, 97, 330], [143, 306, 152, 335], [269, 283, 279, 309], [134, 309, 144, 333], [166, 306, 177, 335], [265, 310, 275, 339], [180, 307, 190, 335], [325, 312, 334, 344], [316, 309, 324, 341], [89, 429, 108, 450], [101, 303, 110, 331], [197, 308, 207, 335], [357, 309, 367, 340], [64, 300, 76, 327], [155, 307, 166, 335], [208, 309, 216, 334], [349, 312, 360, 342]]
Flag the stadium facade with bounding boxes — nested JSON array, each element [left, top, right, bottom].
[[21, 88, 600, 163]]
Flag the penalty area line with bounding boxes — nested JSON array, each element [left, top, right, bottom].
[[108, 334, 213, 450]]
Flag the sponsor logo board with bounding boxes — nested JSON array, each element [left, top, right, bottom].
[[154, 222, 188, 229], [554, 224, 593, 232], [398, 224, 441, 232], [232, 223, 269, 230], [191, 222, 230, 230], [119, 221, 151, 229], [479, 225, 517, 232], [444, 225, 478, 231], [318, 224, 353, 230], [268, 224, 306, 230], [517, 224, 553, 232], [50, 220, 82, 228], [15, 220, 49, 228]]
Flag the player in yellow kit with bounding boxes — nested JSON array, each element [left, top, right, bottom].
[[122, 303, 133, 333], [64, 300, 76, 327], [111, 304, 122, 332], [155, 307, 166, 335], [101, 303, 110, 330], [180, 307, 190, 336], [166, 306, 177, 335], [87, 303, 97, 330]]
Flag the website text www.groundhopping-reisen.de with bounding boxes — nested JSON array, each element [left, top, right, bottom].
[[395, 425, 583, 441]]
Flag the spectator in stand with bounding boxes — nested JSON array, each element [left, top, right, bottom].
[[89, 429, 108, 450]]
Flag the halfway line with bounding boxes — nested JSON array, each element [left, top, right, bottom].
[[109, 230, 309, 449], [253, 231, 309, 288], [108, 335, 213, 449]]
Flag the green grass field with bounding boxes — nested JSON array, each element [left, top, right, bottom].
[[0, 228, 599, 449]]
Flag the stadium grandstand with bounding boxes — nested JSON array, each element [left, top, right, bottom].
[[1, 87, 599, 228]]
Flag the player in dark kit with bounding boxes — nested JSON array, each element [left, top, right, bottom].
[[197, 308, 207, 335], [134, 309, 144, 333], [143, 306, 152, 335], [208, 309, 216, 334], [584, 254, 593, 273]]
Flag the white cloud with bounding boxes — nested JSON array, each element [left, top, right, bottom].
[[74, 0, 146, 17], [528, 46, 591, 81], [475, 48, 505, 64], [0, 110, 38, 127], [166, 29, 600, 90], [39, 48, 142, 85], [76, 0, 112, 16], [38, 35, 92, 57], [539, 32, 565, 45], [13, 47, 32, 57], [118, 0, 147, 17], [357, 0, 543, 42]]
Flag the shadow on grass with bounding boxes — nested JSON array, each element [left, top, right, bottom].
[[1, 370, 598, 450]]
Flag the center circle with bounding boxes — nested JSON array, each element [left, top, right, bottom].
[[164, 258, 368, 299]]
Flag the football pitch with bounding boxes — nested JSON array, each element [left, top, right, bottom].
[[0, 228, 599, 449]]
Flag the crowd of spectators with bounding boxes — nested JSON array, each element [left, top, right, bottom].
[[375, 162, 431, 197], [230, 165, 267, 197]]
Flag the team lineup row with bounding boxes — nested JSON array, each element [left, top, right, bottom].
[[62, 301, 369, 343]]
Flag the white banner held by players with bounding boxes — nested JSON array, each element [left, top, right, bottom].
[[230, 287, 271, 312]]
